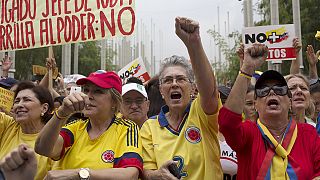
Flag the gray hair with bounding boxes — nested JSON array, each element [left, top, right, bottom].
[[158, 55, 194, 82]]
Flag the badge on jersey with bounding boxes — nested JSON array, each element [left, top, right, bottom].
[[101, 150, 115, 163], [185, 126, 202, 144]]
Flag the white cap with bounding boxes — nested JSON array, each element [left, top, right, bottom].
[[122, 83, 148, 99]]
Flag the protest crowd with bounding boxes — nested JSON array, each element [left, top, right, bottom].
[[0, 15, 320, 180]]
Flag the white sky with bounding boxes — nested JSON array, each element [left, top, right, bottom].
[[136, 0, 261, 68]]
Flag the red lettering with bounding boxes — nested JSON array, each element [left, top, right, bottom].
[[57, 17, 64, 43], [80, 14, 87, 40], [42, 0, 50, 17], [48, 19, 56, 44], [75, 0, 85, 12], [118, 7, 135, 35], [110, 0, 117, 8], [64, 16, 72, 42], [100, 10, 115, 37], [5, 25, 13, 49], [0, 25, 5, 50], [40, 19, 49, 45], [25, 21, 35, 47], [87, 12, 95, 39], [71, 15, 81, 41], [64, 0, 71, 14]]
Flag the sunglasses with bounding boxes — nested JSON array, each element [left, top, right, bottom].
[[255, 84, 288, 98]]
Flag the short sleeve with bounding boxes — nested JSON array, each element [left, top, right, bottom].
[[140, 120, 157, 170], [113, 120, 143, 174]]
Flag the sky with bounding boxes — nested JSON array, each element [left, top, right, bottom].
[[136, 0, 246, 64]]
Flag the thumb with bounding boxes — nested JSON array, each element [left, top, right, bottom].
[[18, 144, 35, 161]]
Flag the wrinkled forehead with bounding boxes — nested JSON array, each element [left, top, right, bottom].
[[161, 66, 188, 78]]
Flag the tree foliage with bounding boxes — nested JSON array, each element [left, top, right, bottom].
[[14, 41, 116, 79]]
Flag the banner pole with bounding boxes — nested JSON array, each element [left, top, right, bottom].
[[48, 46, 54, 90]]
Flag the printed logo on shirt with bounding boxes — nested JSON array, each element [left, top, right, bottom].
[[185, 126, 201, 144], [101, 150, 115, 163]]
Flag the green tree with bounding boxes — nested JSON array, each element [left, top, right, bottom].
[[15, 46, 62, 80], [78, 41, 116, 76]]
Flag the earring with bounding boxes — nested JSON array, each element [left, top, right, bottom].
[[41, 112, 44, 117]]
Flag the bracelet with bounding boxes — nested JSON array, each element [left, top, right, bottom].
[[54, 109, 69, 120], [239, 70, 252, 80]]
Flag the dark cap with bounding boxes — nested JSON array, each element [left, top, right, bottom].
[[0, 77, 18, 89], [255, 70, 287, 89]]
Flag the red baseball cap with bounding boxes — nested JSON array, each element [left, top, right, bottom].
[[76, 70, 122, 94]]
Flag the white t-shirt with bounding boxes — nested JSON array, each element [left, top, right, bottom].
[[220, 140, 237, 180]]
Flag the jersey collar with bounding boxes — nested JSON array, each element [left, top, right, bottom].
[[158, 103, 191, 135]]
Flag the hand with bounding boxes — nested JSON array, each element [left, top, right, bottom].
[[58, 92, 89, 117], [292, 37, 302, 54], [149, 160, 180, 180], [1, 55, 12, 72], [44, 169, 78, 180], [46, 58, 56, 71], [175, 17, 200, 48], [306, 45, 319, 66], [237, 43, 245, 67], [0, 144, 37, 180], [242, 44, 269, 74]]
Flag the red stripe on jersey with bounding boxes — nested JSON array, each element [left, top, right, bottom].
[[59, 128, 74, 158], [114, 154, 143, 176]]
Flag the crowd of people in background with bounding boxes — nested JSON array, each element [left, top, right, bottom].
[[0, 17, 319, 180]]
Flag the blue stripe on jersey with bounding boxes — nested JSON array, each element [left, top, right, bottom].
[[157, 102, 191, 136]]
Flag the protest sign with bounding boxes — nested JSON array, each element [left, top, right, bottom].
[[118, 57, 150, 84], [0, 87, 14, 113], [242, 24, 296, 61], [0, 0, 135, 51], [32, 65, 59, 78]]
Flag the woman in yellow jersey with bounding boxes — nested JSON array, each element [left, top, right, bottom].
[[141, 17, 222, 179], [35, 70, 142, 179], [0, 81, 54, 180]]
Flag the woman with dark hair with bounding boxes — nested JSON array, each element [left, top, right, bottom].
[[0, 81, 54, 180]]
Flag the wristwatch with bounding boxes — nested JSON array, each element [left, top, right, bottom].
[[78, 168, 90, 180]]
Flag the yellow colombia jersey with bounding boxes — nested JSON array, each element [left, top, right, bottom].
[[141, 95, 223, 179], [54, 117, 143, 173], [0, 113, 53, 180]]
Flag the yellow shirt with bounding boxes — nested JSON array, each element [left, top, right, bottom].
[[141, 96, 223, 179], [54, 117, 143, 172], [0, 113, 53, 180]]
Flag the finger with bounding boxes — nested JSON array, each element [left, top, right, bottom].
[[4, 155, 19, 170], [68, 94, 81, 112], [74, 93, 86, 111], [9, 148, 24, 167], [19, 144, 36, 162]]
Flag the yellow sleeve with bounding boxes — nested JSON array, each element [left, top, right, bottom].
[[59, 120, 82, 158], [114, 119, 143, 173], [192, 95, 222, 134], [141, 120, 158, 170], [0, 112, 15, 139]]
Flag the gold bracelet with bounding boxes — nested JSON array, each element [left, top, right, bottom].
[[54, 109, 69, 120], [239, 72, 252, 80]]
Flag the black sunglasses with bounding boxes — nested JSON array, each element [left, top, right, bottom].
[[255, 84, 288, 98]]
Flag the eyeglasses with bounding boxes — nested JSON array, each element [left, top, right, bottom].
[[160, 76, 190, 85], [123, 98, 146, 106], [255, 85, 288, 98]]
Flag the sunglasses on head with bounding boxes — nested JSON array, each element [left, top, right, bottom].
[[255, 84, 288, 98]]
